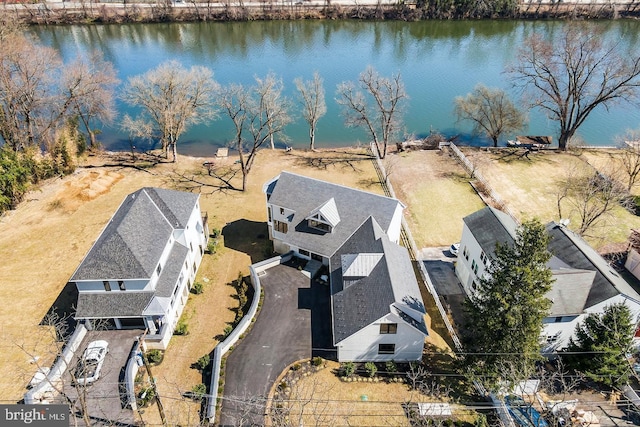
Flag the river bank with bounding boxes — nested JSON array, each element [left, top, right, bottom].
[[3, 0, 639, 25]]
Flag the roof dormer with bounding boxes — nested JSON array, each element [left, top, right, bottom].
[[306, 198, 340, 233]]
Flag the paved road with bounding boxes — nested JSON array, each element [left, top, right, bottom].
[[219, 262, 332, 426]]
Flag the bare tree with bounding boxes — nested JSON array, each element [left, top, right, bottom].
[[0, 31, 64, 151], [121, 60, 219, 162], [255, 72, 292, 150], [454, 84, 526, 147], [508, 25, 640, 151], [61, 51, 119, 149], [556, 161, 633, 236], [294, 71, 326, 150], [615, 133, 640, 191], [218, 74, 292, 191], [337, 66, 408, 159]]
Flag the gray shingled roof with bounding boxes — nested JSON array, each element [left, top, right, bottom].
[[155, 242, 189, 298], [463, 207, 516, 258], [331, 217, 426, 344], [75, 292, 154, 318], [71, 188, 198, 281], [266, 172, 403, 257], [546, 222, 640, 308], [463, 208, 640, 315], [547, 269, 595, 316]]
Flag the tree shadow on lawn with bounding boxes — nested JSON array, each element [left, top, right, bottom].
[[222, 219, 270, 264]]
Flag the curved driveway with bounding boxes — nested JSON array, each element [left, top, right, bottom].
[[219, 262, 332, 426]]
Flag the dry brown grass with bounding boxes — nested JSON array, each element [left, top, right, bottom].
[[0, 147, 383, 424], [458, 147, 640, 248], [274, 360, 471, 427], [389, 149, 485, 247]]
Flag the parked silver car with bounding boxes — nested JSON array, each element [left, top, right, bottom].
[[75, 340, 109, 386]]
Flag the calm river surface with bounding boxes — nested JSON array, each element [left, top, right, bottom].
[[32, 20, 640, 155]]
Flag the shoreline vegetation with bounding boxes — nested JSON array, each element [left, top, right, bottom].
[[3, 0, 640, 25]]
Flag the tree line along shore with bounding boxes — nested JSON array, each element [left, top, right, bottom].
[[3, 0, 640, 24]]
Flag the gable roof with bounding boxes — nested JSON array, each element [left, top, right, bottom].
[[462, 207, 640, 315], [71, 188, 199, 282], [330, 217, 427, 344], [265, 172, 403, 257], [463, 207, 516, 258], [546, 222, 640, 309], [307, 198, 341, 228]]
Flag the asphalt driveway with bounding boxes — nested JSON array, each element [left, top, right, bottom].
[[63, 329, 143, 426], [219, 262, 332, 426]]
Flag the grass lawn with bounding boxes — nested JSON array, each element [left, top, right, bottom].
[[389, 149, 485, 248], [273, 360, 476, 427], [459, 147, 640, 250]]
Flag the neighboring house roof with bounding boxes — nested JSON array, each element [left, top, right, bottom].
[[463, 207, 516, 258], [462, 207, 640, 316], [546, 222, 640, 309], [71, 188, 199, 281], [264, 172, 403, 257], [75, 292, 154, 318], [330, 217, 427, 344], [546, 269, 596, 316]]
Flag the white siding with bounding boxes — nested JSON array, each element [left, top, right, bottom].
[[336, 314, 425, 362], [76, 279, 149, 292], [386, 204, 404, 244], [626, 248, 640, 282], [455, 224, 487, 295]]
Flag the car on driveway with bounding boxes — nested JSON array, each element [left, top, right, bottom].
[[450, 242, 460, 256], [75, 340, 109, 386]]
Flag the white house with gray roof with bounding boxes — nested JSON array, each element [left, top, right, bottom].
[[70, 187, 208, 350], [263, 172, 404, 265], [263, 172, 427, 362], [455, 207, 640, 352], [331, 217, 428, 361]]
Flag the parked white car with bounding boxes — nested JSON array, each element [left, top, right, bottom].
[[450, 242, 460, 256], [75, 340, 109, 386]]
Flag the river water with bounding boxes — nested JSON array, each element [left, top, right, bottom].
[[31, 20, 640, 156]]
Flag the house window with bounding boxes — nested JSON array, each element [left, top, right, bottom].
[[190, 242, 194, 252], [472, 281, 477, 291], [299, 249, 310, 257], [268, 207, 272, 222], [311, 253, 323, 262], [157, 264, 162, 276], [555, 316, 563, 323], [274, 220, 288, 234], [380, 323, 397, 334], [463, 246, 469, 260], [308, 219, 331, 232], [480, 251, 488, 265], [200, 245, 203, 255], [280, 207, 285, 215], [471, 260, 478, 275], [118, 281, 126, 291], [378, 344, 395, 354], [103, 281, 111, 291], [193, 262, 197, 273]]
